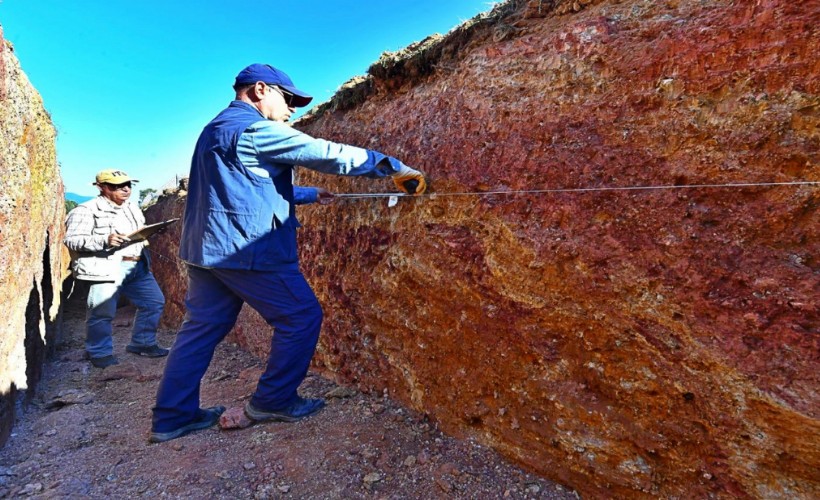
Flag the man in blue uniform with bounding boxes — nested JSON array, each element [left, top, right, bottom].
[[150, 63, 426, 443]]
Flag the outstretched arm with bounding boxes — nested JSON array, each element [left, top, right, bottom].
[[294, 186, 335, 205], [242, 121, 426, 194]]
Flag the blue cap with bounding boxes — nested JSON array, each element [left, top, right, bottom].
[[234, 63, 313, 107]]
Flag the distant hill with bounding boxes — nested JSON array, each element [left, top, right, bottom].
[[65, 192, 94, 203]]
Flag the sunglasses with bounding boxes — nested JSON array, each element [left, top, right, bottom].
[[105, 182, 132, 190], [268, 84, 296, 107]]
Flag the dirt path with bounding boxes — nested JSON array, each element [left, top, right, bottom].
[[0, 287, 575, 499]]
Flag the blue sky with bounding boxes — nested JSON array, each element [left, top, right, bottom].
[[1, 0, 494, 197]]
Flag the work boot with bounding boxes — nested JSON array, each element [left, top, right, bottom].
[[245, 397, 325, 423], [126, 344, 170, 358], [149, 406, 226, 443], [89, 355, 119, 369]]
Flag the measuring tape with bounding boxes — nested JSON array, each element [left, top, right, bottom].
[[333, 180, 819, 200]]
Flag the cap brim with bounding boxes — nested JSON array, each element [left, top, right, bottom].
[[92, 178, 139, 185], [280, 84, 313, 108]]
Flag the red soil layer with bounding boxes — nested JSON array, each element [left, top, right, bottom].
[[147, 1, 819, 496]]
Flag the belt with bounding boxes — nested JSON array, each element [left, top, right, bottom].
[[122, 256, 141, 262]]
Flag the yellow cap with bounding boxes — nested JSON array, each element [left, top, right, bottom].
[[93, 169, 139, 185]]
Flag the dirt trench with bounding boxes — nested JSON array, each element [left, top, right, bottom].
[[0, 284, 575, 499]]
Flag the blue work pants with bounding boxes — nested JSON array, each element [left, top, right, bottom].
[[151, 265, 323, 432], [85, 259, 165, 358]]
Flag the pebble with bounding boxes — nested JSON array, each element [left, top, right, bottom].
[[439, 462, 460, 476], [45, 391, 94, 409], [325, 386, 358, 399], [277, 484, 291, 493], [243, 462, 256, 470], [403, 456, 416, 467], [21, 483, 43, 495], [435, 477, 453, 492], [95, 364, 141, 382], [363, 472, 382, 484]]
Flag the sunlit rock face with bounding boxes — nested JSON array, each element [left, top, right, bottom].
[[148, 0, 818, 496], [0, 27, 66, 446]]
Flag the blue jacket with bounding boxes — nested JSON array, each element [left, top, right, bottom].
[[179, 100, 404, 270]]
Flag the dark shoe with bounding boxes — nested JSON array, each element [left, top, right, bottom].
[[89, 355, 119, 368], [245, 397, 325, 423], [149, 406, 226, 443], [126, 344, 169, 358]]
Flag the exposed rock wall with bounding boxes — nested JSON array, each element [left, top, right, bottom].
[[147, 0, 819, 497], [0, 28, 66, 446], [144, 191, 187, 326]]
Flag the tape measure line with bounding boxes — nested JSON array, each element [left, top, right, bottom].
[[334, 181, 820, 199], [146, 180, 818, 263]]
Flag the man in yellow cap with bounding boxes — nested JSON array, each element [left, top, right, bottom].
[[64, 169, 168, 368]]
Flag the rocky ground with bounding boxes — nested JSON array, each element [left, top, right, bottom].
[[0, 287, 576, 499]]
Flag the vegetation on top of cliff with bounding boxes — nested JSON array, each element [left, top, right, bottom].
[[297, 0, 516, 121], [298, 0, 601, 123], [296, 1, 502, 121]]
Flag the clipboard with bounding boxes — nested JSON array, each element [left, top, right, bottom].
[[127, 218, 180, 242]]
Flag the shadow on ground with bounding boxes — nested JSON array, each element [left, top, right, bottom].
[[0, 285, 576, 499]]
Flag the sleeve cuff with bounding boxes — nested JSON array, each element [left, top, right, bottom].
[[294, 186, 319, 205]]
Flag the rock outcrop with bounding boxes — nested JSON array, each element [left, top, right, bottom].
[[0, 28, 66, 446], [147, 0, 818, 497]]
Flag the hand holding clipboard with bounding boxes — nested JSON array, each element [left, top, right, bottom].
[[126, 218, 180, 243]]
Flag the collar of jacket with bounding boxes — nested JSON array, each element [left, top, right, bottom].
[[93, 195, 134, 214], [229, 99, 266, 118]]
